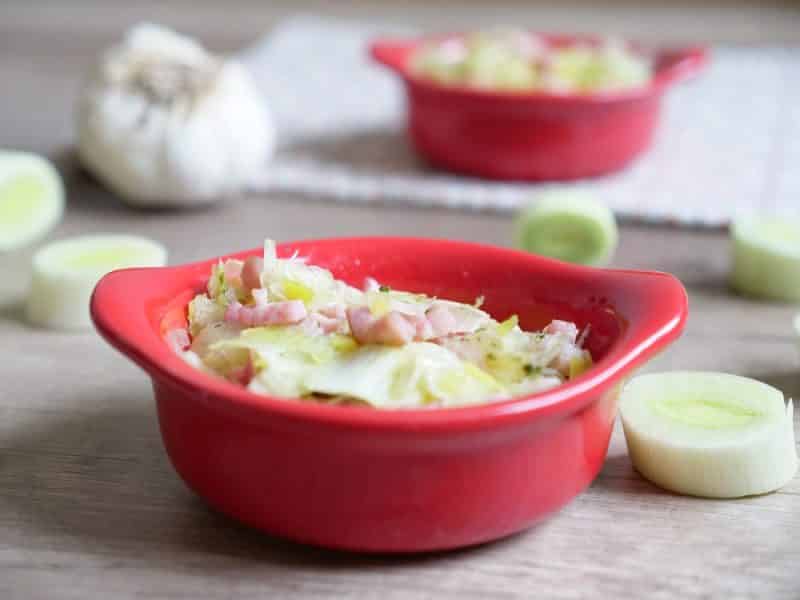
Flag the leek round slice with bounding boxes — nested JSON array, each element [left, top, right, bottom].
[[26, 234, 167, 329], [730, 217, 800, 302], [620, 372, 797, 498], [514, 191, 618, 266], [0, 150, 64, 252]]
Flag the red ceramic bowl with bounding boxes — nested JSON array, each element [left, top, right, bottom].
[[91, 238, 687, 552], [371, 34, 708, 181]]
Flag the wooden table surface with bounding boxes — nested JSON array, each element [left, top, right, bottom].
[[2, 2, 799, 599]]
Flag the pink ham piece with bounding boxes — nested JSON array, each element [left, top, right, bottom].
[[222, 260, 244, 287], [296, 304, 349, 337], [241, 256, 264, 291], [319, 303, 347, 320], [347, 303, 469, 346], [306, 312, 342, 335], [543, 320, 588, 375], [225, 299, 307, 327], [347, 306, 416, 346], [310, 313, 341, 334], [301, 303, 349, 335], [544, 320, 579, 342]]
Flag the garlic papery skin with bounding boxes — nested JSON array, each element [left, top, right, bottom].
[[76, 23, 274, 208]]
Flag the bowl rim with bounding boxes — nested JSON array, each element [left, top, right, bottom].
[[91, 237, 688, 433], [370, 31, 709, 105]]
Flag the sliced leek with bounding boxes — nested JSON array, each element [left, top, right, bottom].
[[0, 151, 64, 252], [514, 191, 618, 266], [620, 372, 797, 498], [26, 234, 167, 329], [730, 217, 800, 302]]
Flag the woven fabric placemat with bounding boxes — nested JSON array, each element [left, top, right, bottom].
[[242, 15, 800, 226]]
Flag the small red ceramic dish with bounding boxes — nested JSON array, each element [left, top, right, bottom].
[[371, 34, 708, 181], [91, 238, 687, 552]]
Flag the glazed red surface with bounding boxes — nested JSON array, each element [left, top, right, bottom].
[[92, 238, 687, 552], [371, 34, 708, 181]]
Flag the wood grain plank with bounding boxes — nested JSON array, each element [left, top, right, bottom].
[[2, 2, 800, 599]]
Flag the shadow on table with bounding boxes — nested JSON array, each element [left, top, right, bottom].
[[0, 392, 528, 572], [0, 297, 25, 324], [592, 369, 800, 500], [281, 128, 429, 177], [53, 148, 232, 218], [750, 371, 800, 400], [590, 454, 669, 497], [681, 274, 732, 299]]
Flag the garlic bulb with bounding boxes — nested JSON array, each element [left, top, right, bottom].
[[76, 23, 274, 207]]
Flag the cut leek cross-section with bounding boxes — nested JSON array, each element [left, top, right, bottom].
[[620, 371, 797, 498], [514, 191, 618, 266], [0, 151, 64, 252], [730, 217, 800, 302], [26, 234, 167, 329]]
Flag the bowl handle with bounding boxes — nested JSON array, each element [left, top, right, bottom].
[[90, 265, 197, 376], [655, 45, 710, 87], [369, 38, 415, 72], [593, 268, 689, 375]]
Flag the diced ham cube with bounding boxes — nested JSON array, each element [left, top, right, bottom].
[[241, 256, 264, 291], [347, 306, 416, 346], [544, 320, 579, 341], [225, 299, 307, 327], [223, 260, 244, 286]]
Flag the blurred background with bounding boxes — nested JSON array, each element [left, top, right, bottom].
[[2, 0, 799, 153], [1, 0, 798, 304]]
